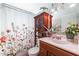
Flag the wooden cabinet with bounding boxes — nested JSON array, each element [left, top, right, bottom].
[[39, 41, 78, 56], [34, 12, 52, 38]]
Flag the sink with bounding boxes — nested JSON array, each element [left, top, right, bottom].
[[51, 39, 69, 44]]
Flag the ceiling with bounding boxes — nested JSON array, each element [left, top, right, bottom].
[[7, 3, 53, 14], [6, 3, 79, 15]]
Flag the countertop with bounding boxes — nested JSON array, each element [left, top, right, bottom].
[[39, 37, 79, 55]]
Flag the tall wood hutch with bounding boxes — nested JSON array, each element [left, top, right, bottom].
[[34, 12, 52, 40]]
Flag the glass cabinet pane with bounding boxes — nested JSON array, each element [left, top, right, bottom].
[[36, 19, 38, 30], [40, 16, 43, 28]]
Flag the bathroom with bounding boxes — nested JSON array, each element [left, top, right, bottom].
[[0, 3, 79, 56]]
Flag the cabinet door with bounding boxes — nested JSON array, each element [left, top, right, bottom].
[[40, 41, 77, 56], [39, 48, 47, 56], [47, 50, 56, 56], [47, 43, 74, 56], [39, 41, 47, 56]]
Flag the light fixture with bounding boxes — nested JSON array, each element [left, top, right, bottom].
[[70, 4, 76, 8], [54, 11, 57, 14], [51, 9, 55, 12]]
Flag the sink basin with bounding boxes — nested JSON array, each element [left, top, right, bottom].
[[51, 39, 68, 44]]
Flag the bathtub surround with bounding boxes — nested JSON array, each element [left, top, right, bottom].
[[0, 3, 35, 56]]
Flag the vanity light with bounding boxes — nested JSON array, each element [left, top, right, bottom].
[[51, 9, 57, 14], [54, 11, 57, 14], [51, 9, 55, 12], [70, 4, 76, 8]]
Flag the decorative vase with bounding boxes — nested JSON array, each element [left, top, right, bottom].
[[66, 33, 74, 39]]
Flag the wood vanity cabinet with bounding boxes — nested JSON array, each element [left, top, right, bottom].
[[39, 41, 78, 56]]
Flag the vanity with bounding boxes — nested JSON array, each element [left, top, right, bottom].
[[39, 37, 79, 56]]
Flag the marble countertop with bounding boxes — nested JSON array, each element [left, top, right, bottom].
[[39, 37, 79, 55]]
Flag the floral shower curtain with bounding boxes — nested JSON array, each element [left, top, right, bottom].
[[0, 23, 35, 56], [0, 4, 35, 56]]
